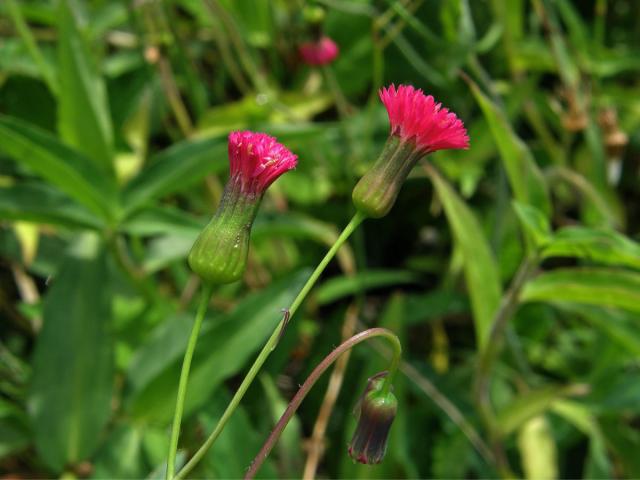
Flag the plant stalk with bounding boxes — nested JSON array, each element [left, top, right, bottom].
[[245, 327, 402, 479], [166, 283, 215, 479], [173, 211, 366, 480]]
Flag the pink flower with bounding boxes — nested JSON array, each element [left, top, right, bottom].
[[379, 84, 469, 154], [299, 36, 339, 66], [228, 131, 298, 195]]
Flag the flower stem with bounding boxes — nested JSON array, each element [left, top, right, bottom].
[[245, 328, 402, 479], [173, 211, 366, 480], [166, 283, 215, 479]]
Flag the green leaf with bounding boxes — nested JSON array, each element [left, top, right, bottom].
[[27, 235, 114, 471], [517, 415, 558, 480], [467, 78, 551, 215], [200, 391, 279, 479], [0, 115, 116, 220], [558, 304, 640, 356], [551, 400, 611, 478], [315, 269, 418, 305], [0, 398, 30, 460], [542, 227, 640, 269], [0, 182, 103, 229], [512, 201, 551, 249], [126, 270, 309, 422], [428, 168, 502, 349], [122, 136, 227, 215], [497, 384, 581, 436], [57, 0, 114, 172], [521, 268, 640, 314]]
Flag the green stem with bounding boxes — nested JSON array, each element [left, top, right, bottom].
[[166, 283, 215, 479], [173, 211, 366, 480], [245, 328, 401, 479]]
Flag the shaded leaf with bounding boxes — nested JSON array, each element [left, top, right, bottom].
[[122, 136, 227, 215], [0, 182, 103, 229], [522, 268, 640, 314], [315, 270, 418, 305], [0, 115, 116, 219], [27, 235, 114, 471], [57, 0, 114, 172]]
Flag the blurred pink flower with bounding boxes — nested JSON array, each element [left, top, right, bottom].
[[380, 84, 469, 154], [299, 36, 339, 66], [228, 131, 298, 195]]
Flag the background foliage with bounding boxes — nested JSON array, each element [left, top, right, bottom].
[[1, 0, 640, 478]]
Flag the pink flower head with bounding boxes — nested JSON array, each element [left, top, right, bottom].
[[299, 36, 339, 66], [228, 131, 298, 195], [379, 84, 470, 154]]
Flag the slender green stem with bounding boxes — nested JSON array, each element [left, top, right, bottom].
[[166, 283, 215, 479], [245, 328, 401, 479], [173, 211, 366, 480]]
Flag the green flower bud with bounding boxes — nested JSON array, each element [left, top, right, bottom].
[[352, 136, 422, 218], [188, 131, 297, 285]]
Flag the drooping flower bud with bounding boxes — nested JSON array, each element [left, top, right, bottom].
[[348, 373, 398, 465], [352, 84, 469, 218], [188, 131, 297, 284], [299, 36, 339, 66]]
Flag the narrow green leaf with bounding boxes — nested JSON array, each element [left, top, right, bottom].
[[429, 168, 502, 349], [27, 236, 114, 471], [57, 0, 114, 172], [512, 201, 552, 249], [122, 136, 227, 215], [315, 269, 418, 305], [468, 78, 551, 215], [542, 227, 640, 269], [522, 268, 640, 313], [497, 384, 581, 436], [0, 182, 103, 229], [517, 415, 558, 480], [0, 115, 116, 220]]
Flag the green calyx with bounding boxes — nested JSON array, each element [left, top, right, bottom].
[[188, 179, 262, 285], [352, 136, 423, 218]]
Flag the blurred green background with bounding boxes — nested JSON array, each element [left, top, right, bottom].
[[1, 0, 640, 478]]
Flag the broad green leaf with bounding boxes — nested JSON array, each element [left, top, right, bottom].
[[517, 415, 558, 480], [0, 115, 116, 220], [315, 269, 418, 305], [126, 270, 309, 422], [429, 168, 501, 349], [468, 78, 551, 215], [122, 136, 227, 215], [57, 0, 114, 172], [521, 268, 640, 314], [497, 384, 582, 436], [27, 235, 114, 471], [0, 182, 103, 229], [542, 227, 640, 269]]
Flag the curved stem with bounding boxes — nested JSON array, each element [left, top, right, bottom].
[[245, 328, 401, 480], [166, 283, 215, 479], [173, 211, 366, 480]]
